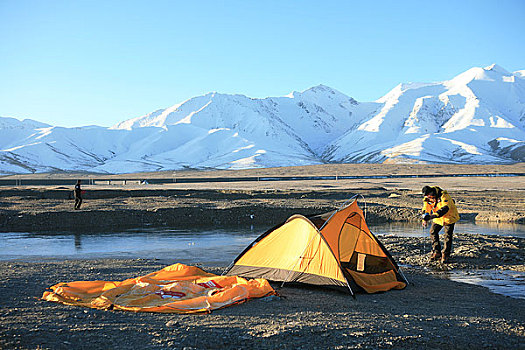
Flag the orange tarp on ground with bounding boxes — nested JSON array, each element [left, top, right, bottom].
[[42, 263, 275, 314]]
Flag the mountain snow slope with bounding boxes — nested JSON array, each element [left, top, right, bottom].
[[324, 64, 525, 164], [1, 64, 524, 174]]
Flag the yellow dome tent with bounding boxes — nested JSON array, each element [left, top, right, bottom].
[[225, 199, 407, 296]]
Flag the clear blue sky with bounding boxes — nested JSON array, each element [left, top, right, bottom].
[[1, 0, 524, 127]]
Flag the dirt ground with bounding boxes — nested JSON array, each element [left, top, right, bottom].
[[1, 164, 524, 349], [1, 174, 524, 232]]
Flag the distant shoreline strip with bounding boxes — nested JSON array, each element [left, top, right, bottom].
[[0, 173, 524, 186]]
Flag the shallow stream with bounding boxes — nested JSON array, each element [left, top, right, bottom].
[[1, 222, 523, 299]]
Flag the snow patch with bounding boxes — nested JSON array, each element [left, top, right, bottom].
[[438, 137, 482, 155]]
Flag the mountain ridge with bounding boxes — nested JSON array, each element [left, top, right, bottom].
[[1, 64, 524, 174]]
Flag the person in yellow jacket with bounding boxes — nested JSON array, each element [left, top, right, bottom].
[[421, 186, 460, 263]]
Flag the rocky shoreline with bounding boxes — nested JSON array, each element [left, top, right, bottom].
[[0, 185, 520, 232]]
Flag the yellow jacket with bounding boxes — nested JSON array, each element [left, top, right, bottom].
[[422, 187, 460, 226]]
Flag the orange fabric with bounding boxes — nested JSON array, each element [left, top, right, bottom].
[[235, 216, 347, 283], [338, 222, 360, 262], [42, 263, 275, 314], [347, 270, 406, 293], [354, 231, 387, 257], [320, 202, 369, 260]]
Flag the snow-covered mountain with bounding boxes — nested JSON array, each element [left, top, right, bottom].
[[1, 64, 524, 174], [324, 64, 525, 164]]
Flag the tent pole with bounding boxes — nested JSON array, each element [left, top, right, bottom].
[[317, 194, 360, 232], [221, 261, 235, 276], [398, 268, 410, 286]]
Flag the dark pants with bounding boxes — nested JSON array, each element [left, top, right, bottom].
[[429, 223, 454, 256], [75, 196, 82, 210]]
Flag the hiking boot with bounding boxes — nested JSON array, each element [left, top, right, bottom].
[[429, 251, 442, 261]]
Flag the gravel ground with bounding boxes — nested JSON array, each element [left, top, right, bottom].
[[1, 233, 524, 350], [1, 184, 524, 232]]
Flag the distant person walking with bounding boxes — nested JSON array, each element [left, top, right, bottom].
[[421, 186, 460, 263], [74, 180, 83, 210]]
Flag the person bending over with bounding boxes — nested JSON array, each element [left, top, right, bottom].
[[421, 186, 460, 263]]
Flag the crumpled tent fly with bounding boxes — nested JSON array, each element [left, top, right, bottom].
[[225, 200, 407, 296], [42, 263, 275, 313]]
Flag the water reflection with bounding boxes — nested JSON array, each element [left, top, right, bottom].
[[0, 228, 261, 264], [75, 233, 82, 250]]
